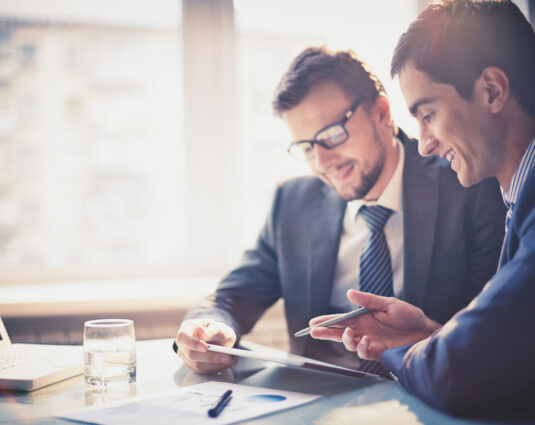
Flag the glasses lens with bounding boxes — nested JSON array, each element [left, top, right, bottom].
[[289, 141, 314, 160], [317, 124, 348, 147]]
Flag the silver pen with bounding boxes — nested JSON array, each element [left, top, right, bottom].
[[294, 306, 371, 337]]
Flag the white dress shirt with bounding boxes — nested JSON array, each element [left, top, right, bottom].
[[329, 139, 405, 312]]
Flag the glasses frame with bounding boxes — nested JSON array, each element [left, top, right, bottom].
[[287, 97, 363, 161]]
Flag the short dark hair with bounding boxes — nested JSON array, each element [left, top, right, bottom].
[[272, 46, 386, 116], [391, 0, 535, 116]]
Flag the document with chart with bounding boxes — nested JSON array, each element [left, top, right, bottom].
[[58, 381, 321, 425]]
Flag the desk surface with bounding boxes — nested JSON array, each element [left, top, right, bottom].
[[0, 339, 530, 425]]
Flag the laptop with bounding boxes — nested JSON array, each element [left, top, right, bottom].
[[0, 317, 83, 391]]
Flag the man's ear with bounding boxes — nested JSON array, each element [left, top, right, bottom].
[[373, 95, 391, 127], [477, 66, 509, 114]]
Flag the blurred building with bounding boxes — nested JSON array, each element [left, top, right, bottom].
[[0, 15, 185, 274]]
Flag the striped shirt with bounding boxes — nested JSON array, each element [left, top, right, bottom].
[[501, 137, 535, 232]]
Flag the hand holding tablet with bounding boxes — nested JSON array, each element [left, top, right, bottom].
[[172, 340, 381, 380]]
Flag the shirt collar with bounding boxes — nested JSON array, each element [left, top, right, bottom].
[[347, 137, 404, 219], [501, 136, 535, 210]]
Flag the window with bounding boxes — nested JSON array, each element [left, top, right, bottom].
[[0, 1, 184, 283], [0, 0, 440, 287]]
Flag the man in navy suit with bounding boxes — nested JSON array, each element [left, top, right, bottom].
[[175, 46, 505, 376], [310, 0, 535, 416]]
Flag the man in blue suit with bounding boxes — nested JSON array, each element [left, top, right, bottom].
[[175, 46, 505, 376], [310, 0, 535, 416]]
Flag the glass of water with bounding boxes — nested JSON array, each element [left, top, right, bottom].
[[84, 319, 136, 391]]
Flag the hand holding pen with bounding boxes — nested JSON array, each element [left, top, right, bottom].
[[308, 290, 441, 361], [294, 306, 371, 337]]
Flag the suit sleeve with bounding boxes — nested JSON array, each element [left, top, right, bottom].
[[183, 184, 284, 342], [464, 177, 506, 297], [381, 201, 535, 416]]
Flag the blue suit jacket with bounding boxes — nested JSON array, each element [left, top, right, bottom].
[[382, 165, 535, 417], [186, 131, 506, 364]]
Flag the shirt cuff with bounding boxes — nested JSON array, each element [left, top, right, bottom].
[[380, 343, 414, 385]]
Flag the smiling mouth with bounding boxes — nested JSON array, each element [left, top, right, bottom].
[[327, 162, 354, 181], [445, 149, 456, 163]]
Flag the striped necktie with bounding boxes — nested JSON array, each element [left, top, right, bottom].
[[359, 205, 394, 297], [357, 205, 394, 377]]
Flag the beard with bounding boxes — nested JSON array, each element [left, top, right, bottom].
[[328, 125, 386, 201]]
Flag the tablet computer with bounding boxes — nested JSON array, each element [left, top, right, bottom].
[[173, 340, 382, 380]]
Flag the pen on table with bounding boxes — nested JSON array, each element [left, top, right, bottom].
[[207, 389, 233, 418], [294, 306, 371, 337]]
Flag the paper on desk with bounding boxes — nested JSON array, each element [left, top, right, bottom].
[[315, 400, 422, 425], [58, 381, 321, 425]]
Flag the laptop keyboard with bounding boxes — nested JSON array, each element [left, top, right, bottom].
[[0, 345, 65, 371]]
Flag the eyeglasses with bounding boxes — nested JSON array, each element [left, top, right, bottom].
[[287, 98, 363, 161]]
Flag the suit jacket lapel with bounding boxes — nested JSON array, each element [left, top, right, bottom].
[[306, 184, 345, 330], [401, 132, 440, 308]]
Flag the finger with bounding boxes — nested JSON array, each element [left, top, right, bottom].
[[176, 331, 209, 352], [347, 290, 390, 311], [180, 319, 211, 334], [177, 349, 207, 373], [309, 314, 339, 326], [357, 335, 377, 360], [309, 327, 344, 342], [204, 323, 236, 345], [342, 327, 360, 352], [193, 325, 211, 340], [193, 322, 237, 347]]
